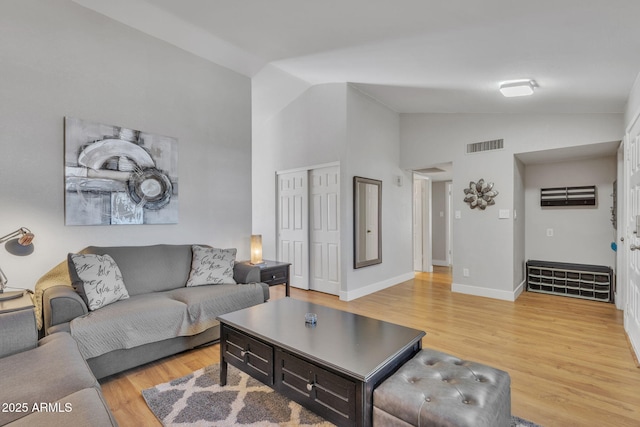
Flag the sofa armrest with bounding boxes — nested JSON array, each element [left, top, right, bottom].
[[42, 286, 88, 335], [234, 262, 260, 283], [0, 305, 37, 359]]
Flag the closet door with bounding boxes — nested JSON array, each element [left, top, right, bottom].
[[277, 171, 309, 290], [413, 177, 423, 270], [624, 114, 640, 360], [309, 166, 340, 295]]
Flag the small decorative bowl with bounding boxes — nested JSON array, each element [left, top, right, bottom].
[[305, 312, 317, 325]]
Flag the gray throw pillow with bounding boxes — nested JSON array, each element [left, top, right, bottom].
[[185, 245, 237, 286], [68, 253, 130, 311]]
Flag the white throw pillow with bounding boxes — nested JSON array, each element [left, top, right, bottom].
[[68, 253, 130, 311], [185, 245, 237, 287]]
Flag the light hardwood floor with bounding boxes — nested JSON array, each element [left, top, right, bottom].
[[100, 267, 640, 427]]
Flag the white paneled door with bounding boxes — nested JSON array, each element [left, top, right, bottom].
[[413, 178, 423, 271], [309, 166, 340, 295], [277, 165, 341, 295], [624, 114, 640, 360], [277, 171, 309, 290]]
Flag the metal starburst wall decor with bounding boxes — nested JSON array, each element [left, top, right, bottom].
[[463, 179, 498, 210]]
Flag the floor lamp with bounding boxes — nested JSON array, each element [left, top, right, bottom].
[[0, 227, 35, 301]]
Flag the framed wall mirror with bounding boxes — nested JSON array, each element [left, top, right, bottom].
[[354, 176, 382, 269]]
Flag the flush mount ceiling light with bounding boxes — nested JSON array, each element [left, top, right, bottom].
[[499, 80, 537, 97]]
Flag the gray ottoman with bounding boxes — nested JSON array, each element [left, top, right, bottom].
[[373, 349, 511, 427]]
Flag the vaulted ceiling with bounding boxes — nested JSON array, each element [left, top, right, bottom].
[[73, 0, 640, 114]]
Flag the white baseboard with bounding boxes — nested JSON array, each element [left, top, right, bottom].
[[340, 272, 415, 301], [452, 280, 525, 302], [338, 274, 526, 303], [628, 320, 640, 365], [513, 280, 525, 300], [432, 260, 450, 267]]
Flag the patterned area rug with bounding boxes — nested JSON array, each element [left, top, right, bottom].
[[142, 363, 542, 426]]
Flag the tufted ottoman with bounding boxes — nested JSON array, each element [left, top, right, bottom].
[[373, 349, 511, 427]]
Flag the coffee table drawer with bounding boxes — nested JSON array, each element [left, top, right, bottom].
[[222, 326, 273, 384], [275, 349, 357, 426]]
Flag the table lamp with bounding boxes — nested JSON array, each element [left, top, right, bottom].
[[0, 227, 35, 301], [250, 234, 263, 265]]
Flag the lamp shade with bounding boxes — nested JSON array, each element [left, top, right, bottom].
[[1, 227, 35, 256], [250, 234, 263, 264]]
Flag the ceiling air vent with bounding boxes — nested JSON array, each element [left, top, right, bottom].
[[466, 139, 504, 154]]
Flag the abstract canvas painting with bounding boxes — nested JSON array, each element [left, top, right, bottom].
[[65, 117, 178, 225]]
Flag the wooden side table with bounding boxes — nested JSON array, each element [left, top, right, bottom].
[[241, 260, 291, 297], [0, 291, 37, 358]]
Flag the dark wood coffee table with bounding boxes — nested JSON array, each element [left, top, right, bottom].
[[218, 298, 425, 427]]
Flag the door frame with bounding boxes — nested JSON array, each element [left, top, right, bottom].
[[616, 140, 627, 311], [446, 181, 453, 266]]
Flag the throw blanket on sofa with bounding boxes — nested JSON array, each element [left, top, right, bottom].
[[33, 260, 70, 331], [69, 283, 265, 360]]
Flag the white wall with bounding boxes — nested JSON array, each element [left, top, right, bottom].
[[252, 64, 311, 131], [343, 86, 412, 299], [524, 157, 617, 268], [252, 82, 410, 299], [626, 73, 640, 126], [0, 0, 252, 290], [400, 113, 623, 300], [454, 148, 516, 299], [513, 158, 526, 291], [252, 83, 347, 261]]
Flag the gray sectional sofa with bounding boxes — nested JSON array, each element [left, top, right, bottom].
[[0, 332, 117, 426], [35, 244, 268, 379]]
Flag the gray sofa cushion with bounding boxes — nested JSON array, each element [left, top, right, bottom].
[[70, 283, 267, 360], [167, 283, 266, 321], [0, 333, 99, 425], [7, 388, 117, 427], [70, 292, 193, 359], [82, 244, 193, 295]]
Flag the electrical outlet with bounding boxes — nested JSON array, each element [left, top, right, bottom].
[[546, 228, 554, 237], [463, 268, 470, 277]]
